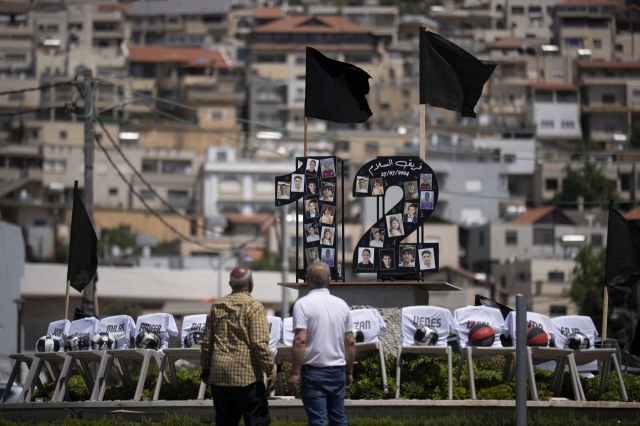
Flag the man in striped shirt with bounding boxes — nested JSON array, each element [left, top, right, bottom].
[[200, 266, 276, 426]]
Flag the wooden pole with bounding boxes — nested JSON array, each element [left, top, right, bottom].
[[64, 280, 71, 320], [303, 117, 308, 157], [602, 286, 609, 341], [419, 104, 426, 161], [94, 289, 99, 317]]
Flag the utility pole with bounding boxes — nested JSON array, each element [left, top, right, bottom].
[[82, 68, 96, 316], [281, 205, 289, 318]]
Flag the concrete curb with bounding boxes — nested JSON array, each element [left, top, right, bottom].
[[1, 399, 640, 423]]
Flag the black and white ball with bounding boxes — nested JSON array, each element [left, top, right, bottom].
[[91, 332, 116, 350], [564, 332, 590, 350], [36, 336, 60, 353], [414, 325, 438, 346], [183, 331, 203, 348], [352, 328, 365, 343], [136, 330, 160, 350], [64, 334, 89, 352]]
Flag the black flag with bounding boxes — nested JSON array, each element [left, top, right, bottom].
[[475, 295, 513, 320], [605, 207, 640, 293], [73, 307, 91, 321], [419, 29, 498, 118], [67, 181, 98, 293], [304, 47, 372, 123]]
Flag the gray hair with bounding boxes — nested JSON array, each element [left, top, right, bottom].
[[230, 268, 253, 289], [307, 262, 331, 287]]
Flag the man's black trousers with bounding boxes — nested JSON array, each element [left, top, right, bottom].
[[211, 381, 270, 426]]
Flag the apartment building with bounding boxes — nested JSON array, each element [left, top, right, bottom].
[[614, 5, 640, 61], [500, 0, 557, 42], [126, 0, 233, 47], [531, 83, 582, 145], [308, 5, 398, 45]]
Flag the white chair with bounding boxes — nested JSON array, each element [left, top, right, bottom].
[[267, 316, 284, 396], [396, 306, 454, 399], [274, 317, 294, 395], [1, 354, 46, 403], [18, 351, 69, 402], [453, 305, 514, 400], [503, 311, 582, 401], [351, 308, 388, 394], [551, 315, 628, 401]]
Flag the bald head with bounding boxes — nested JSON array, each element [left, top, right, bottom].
[[307, 262, 331, 288], [230, 266, 253, 292]]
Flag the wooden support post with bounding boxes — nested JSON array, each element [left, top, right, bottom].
[[64, 280, 71, 320], [602, 286, 609, 341]]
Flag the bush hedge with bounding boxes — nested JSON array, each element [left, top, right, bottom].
[[31, 353, 637, 402]]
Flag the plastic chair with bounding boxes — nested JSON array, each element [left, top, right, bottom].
[[396, 306, 454, 399], [1, 354, 45, 403], [351, 308, 388, 394]]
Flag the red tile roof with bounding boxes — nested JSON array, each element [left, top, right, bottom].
[[509, 205, 557, 224], [253, 7, 282, 19], [98, 2, 133, 13], [252, 15, 370, 34], [128, 46, 228, 69], [578, 60, 640, 69], [530, 83, 579, 91], [248, 43, 375, 52], [0, 2, 29, 14], [624, 206, 640, 221]]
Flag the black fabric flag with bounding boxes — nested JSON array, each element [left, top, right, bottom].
[[475, 294, 513, 320], [605, 207, 640, 293], [67, 181, 98, 293], [419, 29, 498, 118], [73, 308, 91, 321], [304, 47, 372, 123]]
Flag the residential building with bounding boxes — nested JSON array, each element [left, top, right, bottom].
[[614, 5, 640, 61], [501, 0, 557, 42], [531, 83, 582, 145], [308, 5, 398, 45], [126, 0, 233, 47]]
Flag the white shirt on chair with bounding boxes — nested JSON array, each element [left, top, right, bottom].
[[453, 305, 505, 349], [401, 306, 455, 347]]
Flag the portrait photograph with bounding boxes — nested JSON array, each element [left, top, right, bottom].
[[404, 181, 419, 200], [420, 173, 433, 190], [420, 191, 435, 210], [320, 248, 335, 267], [320, 182, 335, 202], [277, 182, 290, 200], [418, 248, 436, 271], [304, 223, 320, 243], [319, 204, 335, 225], [305, 247, 319, 265], [403, 203, 419, 223], [356, 247, 375, 270], [386, 213, 405, 238], [371, 178, 384, 196], [379, 248, 395, 271], [305, 199, 320, 219], [355, 176, 369, 193], [398, 245, 416, 268], [306, 158, 319, 175], [306, 177, 319, 196], [321, 226, 335, 246], [291, 174, 305, 192], [320, 158, 335, 179], [369, 228, 384, 248]]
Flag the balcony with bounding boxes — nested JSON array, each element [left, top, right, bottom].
[[582, 102, 628, 113], [581, 75, 631, 85], [0, 25, 32, 38], [184, 89, 245, 105]]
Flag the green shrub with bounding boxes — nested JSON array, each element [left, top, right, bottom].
[[31, 375, 89, 402]]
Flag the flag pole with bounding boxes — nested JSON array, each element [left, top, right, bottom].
[[303, 117, 308, 157], [64, 280, 70, 320], [419, 104, 426, 161]]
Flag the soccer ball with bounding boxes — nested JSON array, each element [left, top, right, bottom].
[[184, 331, 203, 348], [91, 332, 116, 350], [414, 325, 438, 346], [564, 332, 590, 350], [64, 334, 89, 352], [352, 328, 365, 343], [36, 336, 60, 353], [136, 331, 160, 350]]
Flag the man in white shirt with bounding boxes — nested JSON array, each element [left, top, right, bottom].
[[287, 262, 355, 426]]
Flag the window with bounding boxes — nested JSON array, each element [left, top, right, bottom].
[[592, 234, 603, 248], [216, 151, 227, 162], [465, 179, 482, 193], [564, 38, 583, 48], [167, 190, 189, 203], [31, 129, 38, 139], [604, 123, 616, 132], [593, 39, 602, 49], [5, 52, 26, 62], [550, 305, 567, 315], [162, 160, 191, 174], [9, 92, 24, 101], [142, 160, 157, 173], [541, 119, 554, 128], [59, 131, 67, 140], [505, 231, 518, 245], [365, 142, 378, 154], [140, 190, 155, 200], [295, 57, 305, 65], [602, 94, 615, 103], [511, 6, 524, 14], [633, 90, 640, 103], [534, 228, 554, 245], [44, 159, 66, 172], [548, 271, 565, 282], [109, 187, 118, 196], [620, 173, 632, 191], [545, 178, 558, 190], [499, 174, 508, 191], [504, 154, 516, 163], [561, 120, 575, 129], [616, 44, 623, 52], [380, 103, 390, 110], [479, 231, 484, 247], [529, 6, 542, 13]]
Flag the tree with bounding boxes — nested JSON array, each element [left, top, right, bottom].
[[630, 120, 640, 149], [553, 163, 617, 208], [569, 245, 634, 340]]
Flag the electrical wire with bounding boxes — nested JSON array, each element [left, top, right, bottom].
[[0, 77, 77, 97]]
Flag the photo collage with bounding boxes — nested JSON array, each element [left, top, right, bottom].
[[304, 157, 337, 269]]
